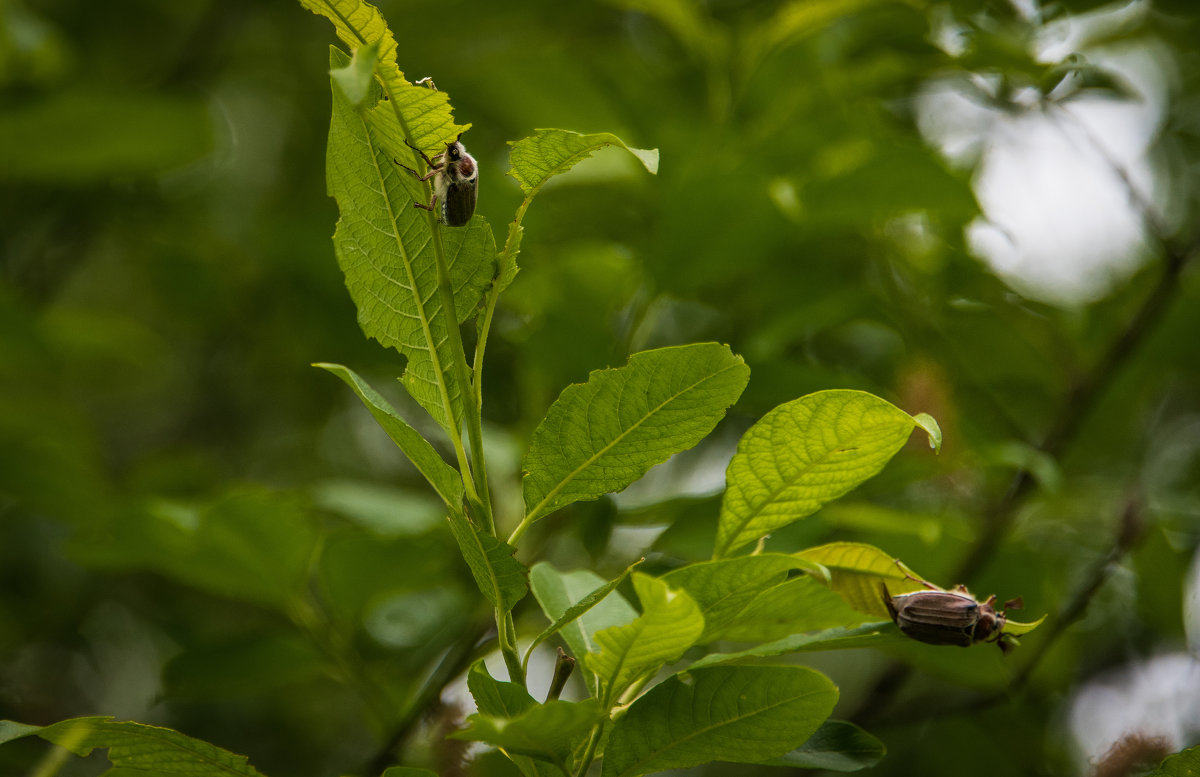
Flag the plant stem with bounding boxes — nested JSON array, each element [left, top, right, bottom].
[[472, 196, 533, 433], [951, 230, 1194, 585], [853, 196, 1198, 730], [574, 723, 605, 777], [427, 220, 496, 534], [498, 611, 526, 687], [507, 513, 535, 546], [863, 496, 1149, 726], [1010, 497, 1145, 690], [366, 619, 493, 775], [379, 77, 494, 535]]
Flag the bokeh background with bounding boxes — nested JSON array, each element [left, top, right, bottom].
[[2, 1, 1199, 776]]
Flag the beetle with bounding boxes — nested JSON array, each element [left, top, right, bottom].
[[881, 581, 1023, 651], [396, 135, 478, 227]]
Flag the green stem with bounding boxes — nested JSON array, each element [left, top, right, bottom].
[[473, 195, 533, 429], [366, 618, 493, 774], [290, 598, 395, 728], [375, 71, 494, 534], [427, 201, 495, 533], [498, 611, 526, 687], [472, 191, 535, 410], [574, 722, 605, 777], [507, 512, 535, 546]]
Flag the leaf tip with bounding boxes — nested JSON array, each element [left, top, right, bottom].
[[912, 412, 942, 453], [632, 147, 660, 175]]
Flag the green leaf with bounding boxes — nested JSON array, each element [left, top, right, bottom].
[[688, 623, 901, 669], [714, 390, 938, 557], [530, 563, 639, 695], [452, 699, 603, 770], [911, 412, 942, 451], [468, 660, 538, 717], [163, 634, 327, 699], [381, 769, 441, 777], [818, 502, 948, 545], [600, 665, 838, 777], [0, 90, 211, 184], [316, 363, 464, 510], [585, 573, 704, 705], [765, 720, 886, 772], [300, 0, 470, 152], [660, 554, 841, 642], [330, 38, 380, 107], [795, 541, 928, 618], [523, 343, 749, 525], [1149, 745, 1200, 776], [326, 47, 493, 433], [0, 717, 265, 776], [495, 221, 525, 298], [1003, 614, 1047, 637], [524, 558, 644, 670], [312, 479, 443, 537], [69, 487, 320, 612], [752, 0, 885, 56], [702, 574, 872, 643], [466, 663, 562, 777], [508, 129, 658, 197], [445, 510, 528, 614], [604, 0, 725, 65]]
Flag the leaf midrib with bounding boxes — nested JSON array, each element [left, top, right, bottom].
[[356, 107, 459, 432], [527, 360, 742, 524], [521, 135, 615, 195], [715, 416, 907, 556], [611, 684, 828, 777]]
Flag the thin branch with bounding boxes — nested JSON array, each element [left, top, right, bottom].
[[951, 220, 1194, 586], [366, 620, 493, 776], [1010, 497, 1145, 690], [851, 96, 1199, 724], [862, 496, 1148, 727]]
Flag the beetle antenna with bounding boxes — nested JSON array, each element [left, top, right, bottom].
[[893, 559, 939, 590]]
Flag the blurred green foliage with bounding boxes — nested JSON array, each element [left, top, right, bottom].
[[2, 0, 1199, 776]]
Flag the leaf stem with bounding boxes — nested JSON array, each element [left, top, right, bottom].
[[499, 612, 526, 687], [574, 722, 605, 777], [852, 140, 1200, 727], [507, 513, 535, 546], [371, 72, 490, 529], [473, 194, 534, 436]]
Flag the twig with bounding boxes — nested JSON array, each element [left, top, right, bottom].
[[950, 223, 1194, 586], [851, 101, 1199, 724], [862, 495, 1148, 726], [1010, 497, 1145, 690], [366, 620, 493, 776]]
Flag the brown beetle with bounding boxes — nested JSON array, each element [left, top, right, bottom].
[[881, 581, 1023, 651]]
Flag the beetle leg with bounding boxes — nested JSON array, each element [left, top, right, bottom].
[[395, 160, 440, 182], [412, 194, 438, 213], [404, 138, 441, 168]]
